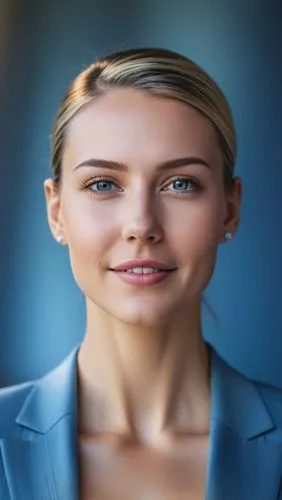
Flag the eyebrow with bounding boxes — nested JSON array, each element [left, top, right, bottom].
[[72, 156, 212, 172]]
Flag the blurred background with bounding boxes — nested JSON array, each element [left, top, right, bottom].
[[1, 0, 281, 387]]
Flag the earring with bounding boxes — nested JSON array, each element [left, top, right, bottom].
[[57, 235, 64, 244], [224, 231, 232, 242]]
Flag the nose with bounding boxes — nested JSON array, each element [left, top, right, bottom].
[[121, 193, 163, 245]]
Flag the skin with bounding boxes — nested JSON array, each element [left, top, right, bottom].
[[44, 88, 242, 498]]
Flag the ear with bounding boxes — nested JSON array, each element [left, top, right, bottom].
[[43, 179, 67, 245], [221, 176, 243, 242]]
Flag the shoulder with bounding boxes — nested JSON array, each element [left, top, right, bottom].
[[212, 347, 282, 414], [210, 347, 282, 441], [255, 380, 282, 436], [0, 381, 35, 437], [0, 345, 80, 438], [232, 364, 282, 441]]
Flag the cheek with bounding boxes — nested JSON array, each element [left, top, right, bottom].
[[164, 198, 222, 296], [164, 195, 223, 259], [62, 199, 117, 267]]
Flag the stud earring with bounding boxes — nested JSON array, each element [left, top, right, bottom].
[[224, 231, 232, 242], [57, 235, 64, 244]]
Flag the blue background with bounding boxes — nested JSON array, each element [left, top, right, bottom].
[[1, 0, 281, 386]]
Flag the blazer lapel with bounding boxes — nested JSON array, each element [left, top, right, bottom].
[[0, 345, 80, 500], [206, 348, 282, 500], [1, 343, 282, 499]]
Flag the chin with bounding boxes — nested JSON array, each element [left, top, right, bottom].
[[114, 313, 167, 328], [109, 299, 182, 327]]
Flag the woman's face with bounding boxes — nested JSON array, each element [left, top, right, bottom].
[[45, 89, 241, 326]]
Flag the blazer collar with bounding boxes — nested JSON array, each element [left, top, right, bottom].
[[15, 344, 80, 433], [15, 343, 275, 439], [209, 346, 274, 439], [0, 346, 81, 500]]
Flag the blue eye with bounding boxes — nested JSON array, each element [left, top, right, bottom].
[[172, 179, 191, 191], [165, 177, 200, 193], [91, 180, 115, 192]]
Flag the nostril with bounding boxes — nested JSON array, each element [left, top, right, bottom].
[[123, 226, 163, 243]]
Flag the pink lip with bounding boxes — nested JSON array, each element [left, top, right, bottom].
[[112, 270, 174, 286], [110, 259, 176, 287], [111, 259, 175, 272]]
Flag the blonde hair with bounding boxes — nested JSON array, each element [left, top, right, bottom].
[[51, 47, 236, 189]]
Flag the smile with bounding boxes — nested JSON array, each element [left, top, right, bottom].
[[109, 259, 176, 286], [111, 268, 175, 286], [123, 267, 162, 274]]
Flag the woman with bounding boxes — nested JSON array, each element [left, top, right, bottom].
[[0, 47, 281, 500]]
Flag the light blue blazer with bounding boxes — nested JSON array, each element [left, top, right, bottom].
[[0, 344, 282, 499]]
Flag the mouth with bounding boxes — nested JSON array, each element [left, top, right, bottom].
[[110, 259, 177, 273], [109, 259, 177, 286], [113, 267, 175, 274]]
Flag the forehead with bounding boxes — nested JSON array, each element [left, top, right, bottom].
[[63, 89, 222, 169]]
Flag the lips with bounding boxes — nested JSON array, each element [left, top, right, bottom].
[[111, 259, 176, 272], [109, 259, 176, 286]]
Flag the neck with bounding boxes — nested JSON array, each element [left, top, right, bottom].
[[77, 299, 211, 444]]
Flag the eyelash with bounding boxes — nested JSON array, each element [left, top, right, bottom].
[[80, 175, 203, 196]]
